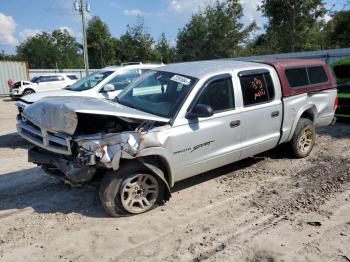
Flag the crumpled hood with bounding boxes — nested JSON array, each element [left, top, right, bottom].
[[21, 89, 77, 103], [22, 96, 170, 135]]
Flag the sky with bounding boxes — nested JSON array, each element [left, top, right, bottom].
[[0, 0, 347, 54]]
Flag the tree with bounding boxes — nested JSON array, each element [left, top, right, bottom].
[[0, 50, 17, 61], [154, 33, 175, 63], [259, 0, 327, 53], [119, 17, 156, 63], [17, 29, 82, 69], [86, 16, 115, 68], [176, 0, 257, 61], [327, 11, 350, 48]]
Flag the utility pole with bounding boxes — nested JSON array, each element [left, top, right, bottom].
[[74, 0, 90, 75]]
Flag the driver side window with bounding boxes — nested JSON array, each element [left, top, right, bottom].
[[196, 78, 235, 113], [107, 70, 139, 91]]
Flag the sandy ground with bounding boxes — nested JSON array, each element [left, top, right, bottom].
[[0, 97, 349, 262]]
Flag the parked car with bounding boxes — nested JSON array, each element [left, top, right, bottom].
[[16, 59, 337, 217], [333, 64, 350, 118], [335, 81, 350, 118], [10, 74, 78, 98], [16, 63, 162, 111]]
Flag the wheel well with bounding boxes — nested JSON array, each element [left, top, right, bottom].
[[139, 155, 172, 187], [300, 109, 315, 122], [23, 88, 35, 93]]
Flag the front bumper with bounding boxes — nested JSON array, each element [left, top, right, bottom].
[[10, 89, 22, 97], [29, 147, 96, 183]]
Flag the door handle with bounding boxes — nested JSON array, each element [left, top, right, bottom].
[[271, 111, 280, 118], [230, 120, 241, 128]]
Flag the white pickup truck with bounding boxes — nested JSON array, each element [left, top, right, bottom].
[[17, 59, 337, 217]]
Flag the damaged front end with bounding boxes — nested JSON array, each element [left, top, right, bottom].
[[28, 131, 142, 184], [17, 96, 170, 185]]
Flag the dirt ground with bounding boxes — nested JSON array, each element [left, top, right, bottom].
[[0, 97, 349, 262]]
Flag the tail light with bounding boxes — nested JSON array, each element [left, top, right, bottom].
[[333, 96, 338, 110]]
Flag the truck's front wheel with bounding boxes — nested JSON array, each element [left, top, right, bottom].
[[289, 118, 316, 158], [99, 166, 164, 217]]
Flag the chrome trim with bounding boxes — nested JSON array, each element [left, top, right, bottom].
[[17, 119, 72, 155]]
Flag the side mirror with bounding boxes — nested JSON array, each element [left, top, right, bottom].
[[103, 84, 116, 92], [186, 104, 214, 119]]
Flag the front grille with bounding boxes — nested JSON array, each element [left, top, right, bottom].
[[17, 117, 72, 155]]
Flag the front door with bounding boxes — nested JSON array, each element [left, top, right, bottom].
[[168, 75, 242, 182]]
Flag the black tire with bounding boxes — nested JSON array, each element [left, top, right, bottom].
[[22, 89, 35, 96], [289, 118, 316, 158], [99, 164, 165, 217]]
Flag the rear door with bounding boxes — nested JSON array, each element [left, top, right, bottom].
[[237, 69, 282, 159], [37, 76, 65, 91]]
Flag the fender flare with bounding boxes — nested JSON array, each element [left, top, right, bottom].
[[287, 104, 317, 141], [136, 158, 172, 202]]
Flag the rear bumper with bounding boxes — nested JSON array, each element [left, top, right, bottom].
[[315, 116, 336, 127], [29, 147, 96, 183]]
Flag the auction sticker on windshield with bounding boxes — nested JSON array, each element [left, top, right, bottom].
[[170, 75, 191, 85]]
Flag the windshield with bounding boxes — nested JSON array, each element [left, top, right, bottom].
[[30, 76, 39, 83], [66, 70, 114, 91], [117, 70, 197, 118]]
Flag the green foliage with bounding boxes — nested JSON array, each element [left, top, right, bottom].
[[0, 50, 17, 61], [154, 33, 176, 63], [176, 0, 257, 61], [327, 11, 350, 48], [17, 29, 82, 69], [86, 16, 116, 68], [259, 0, 327, 53], [119, 17, 157, 63], [331, 59, 350, 83], [11, 2, 350, 69]]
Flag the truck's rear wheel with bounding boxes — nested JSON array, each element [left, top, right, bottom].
[[289, 118, 315, 158], [99, 166, 164, 217]]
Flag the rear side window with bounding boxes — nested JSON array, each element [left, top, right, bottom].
[[239, 73, 275, 106], [285, 68, 309, 88], [307, 66, 328, 84], [67, 75, 78, 80], [51, 76, 64, 81], [107, 70, 139, 91], [285, 66, 328, 88], [196, 78, 234, 113]]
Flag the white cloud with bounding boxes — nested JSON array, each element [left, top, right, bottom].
[[58, 26, 77, 36], [168, 0, 215, 13], [19, 28, 41, 40], [167, 0, 266, 34], [240, 0, 267, 33], [323, 14, 332, 23], [109, 1, 120, 8], [123, 9, 143, 17], [0, 12, 18, 45]]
